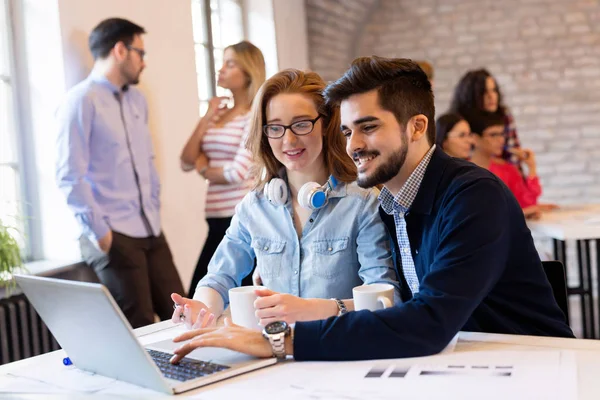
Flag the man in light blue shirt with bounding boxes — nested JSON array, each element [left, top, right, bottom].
[[55, 18, 183, 328]]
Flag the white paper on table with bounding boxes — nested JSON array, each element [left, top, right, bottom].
[[441, 332, 459, 353], [191, 350, 577, 400]]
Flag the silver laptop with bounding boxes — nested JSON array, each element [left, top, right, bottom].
[[15, 274, 276, 394]]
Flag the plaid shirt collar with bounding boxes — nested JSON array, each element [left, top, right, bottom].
[[379, 145, 436, 215]]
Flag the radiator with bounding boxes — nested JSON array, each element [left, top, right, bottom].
[[0, 293, 60, 365]]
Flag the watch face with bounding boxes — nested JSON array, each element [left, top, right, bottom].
[[265, 321, 288, 335]]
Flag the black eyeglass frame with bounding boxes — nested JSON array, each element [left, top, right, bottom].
[[262, 115, 322, 139], [126, 45, 146, 59]]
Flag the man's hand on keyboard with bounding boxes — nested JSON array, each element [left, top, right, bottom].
[[170, 318, 272, 364]]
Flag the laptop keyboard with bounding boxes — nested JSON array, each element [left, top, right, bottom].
[[147, 349, 230, 382]]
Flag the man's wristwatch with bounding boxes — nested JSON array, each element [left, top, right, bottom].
[[332, 298, 347, 316], [262, 321, 291, 359]]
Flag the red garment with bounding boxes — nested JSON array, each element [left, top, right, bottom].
[[489, 160, 541, 208]]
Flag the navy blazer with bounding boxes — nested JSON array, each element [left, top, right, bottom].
[[294, 148, 574, 361]]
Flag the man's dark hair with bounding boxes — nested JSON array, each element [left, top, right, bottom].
[[464, 111, 505, 137], [449, 68, 506, 118], [89, 18, 146, 60], [323, 56, 436, 145]]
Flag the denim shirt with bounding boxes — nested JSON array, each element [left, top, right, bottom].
[[198, 182, 401, 307]]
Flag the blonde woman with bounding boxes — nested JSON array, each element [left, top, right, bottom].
[[171, 69, 400, 330], [181, 41, 266, 297]]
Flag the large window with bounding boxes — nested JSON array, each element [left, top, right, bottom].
[[191, 0, 245, 115], [0, 0, 24, 252]]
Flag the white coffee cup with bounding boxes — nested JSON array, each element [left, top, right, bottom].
[[229, 286, 265, 329], [353, 283, 394, 311]]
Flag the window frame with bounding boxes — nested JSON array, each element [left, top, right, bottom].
[[192, 0, 246, 115], [1, 0, 42, 261]]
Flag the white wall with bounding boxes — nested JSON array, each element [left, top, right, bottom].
[[21, 0, 207, 288], [272, 0, 309, 71]]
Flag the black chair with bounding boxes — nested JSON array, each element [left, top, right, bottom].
[[542, 260, 570, 325]]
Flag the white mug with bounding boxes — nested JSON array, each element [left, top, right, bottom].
[[229, 286, 265, 330], [353, 283, 394, 311]]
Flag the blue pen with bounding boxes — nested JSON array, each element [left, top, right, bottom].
[[63, 357, 72, 366]]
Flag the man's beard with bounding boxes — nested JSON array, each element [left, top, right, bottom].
[[121, 65, 142, 86], [354, 138, 408, 189]]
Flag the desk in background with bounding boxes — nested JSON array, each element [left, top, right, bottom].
[[529, 204, 600, 339]]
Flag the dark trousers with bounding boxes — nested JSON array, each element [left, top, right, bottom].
[[188, 217, 254, 297], [80, 231, 184, 329]]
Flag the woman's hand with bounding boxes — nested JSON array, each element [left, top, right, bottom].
[[171, 293, 216, 330], [170, 318, 273, 364], [254, 289, 337, 325], [252, 269, 263, 286], [523, 205, 541, 220], [195, 153, 209, 176], [206, 96, 230, 127], [538, 203, 559, 212], [509, 148, 537, 176]]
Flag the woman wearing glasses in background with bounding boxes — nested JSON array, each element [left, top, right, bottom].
[[171, 69, 400, 328], [181, 41, 266, 297], [435, 113, 474, 160]]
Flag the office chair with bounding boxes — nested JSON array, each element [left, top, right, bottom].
[[542, 260, 570, 325]]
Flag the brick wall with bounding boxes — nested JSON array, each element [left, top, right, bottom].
[[306, 0, 600, 204], [305, 0, 379, 82]]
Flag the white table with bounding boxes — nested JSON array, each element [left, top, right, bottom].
[[528, 204, 600, 338], [0, 320, 599, 399]]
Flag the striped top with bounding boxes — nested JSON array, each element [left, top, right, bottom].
[[202, 112, 253, 218]]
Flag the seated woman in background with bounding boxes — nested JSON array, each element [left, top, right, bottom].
[[435, 113, 474, 159], [450, 69, 522, 167], [171, 69, 400, 329], [467, 112, 556, 219]]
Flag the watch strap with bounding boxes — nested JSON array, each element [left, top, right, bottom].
[[263, 325, 290, 359], [332, 298, 347, 316], [269, 333, 286, 359]]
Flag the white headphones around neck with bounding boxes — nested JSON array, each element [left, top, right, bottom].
[[264, 175, 339, 210]]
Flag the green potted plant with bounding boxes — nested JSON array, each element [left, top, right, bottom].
[[0, 217, 24, 291]]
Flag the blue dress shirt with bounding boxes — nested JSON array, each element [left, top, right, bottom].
[[379, 144, 436, 294], [55, 73, 161, 240]]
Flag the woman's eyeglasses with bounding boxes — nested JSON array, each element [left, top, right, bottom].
[[263, 115, 321, 139]]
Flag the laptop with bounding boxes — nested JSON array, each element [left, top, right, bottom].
[[15, 274, 277, 394]]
